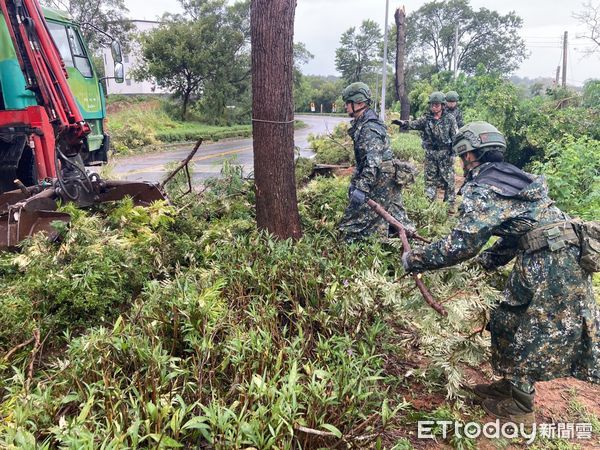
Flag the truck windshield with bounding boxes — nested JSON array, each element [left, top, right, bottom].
[[46, 21, 93, 78]]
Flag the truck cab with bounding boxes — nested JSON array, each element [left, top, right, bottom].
[[0, 7, 111, 167]]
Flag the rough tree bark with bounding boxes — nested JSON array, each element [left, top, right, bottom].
[[394, 6, 410, 120], [251, 0, 302, 240]]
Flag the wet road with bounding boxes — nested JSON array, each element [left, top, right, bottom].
[[110, 114, 349, 183]]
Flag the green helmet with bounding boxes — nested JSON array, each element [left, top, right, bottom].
[[342, 82, 372, 104], [429, 91, 446, 104], [445, 91, 459, 102], [453, 121, 507, 156]]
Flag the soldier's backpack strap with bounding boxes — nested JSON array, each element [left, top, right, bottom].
[[571, 219, 600, 273], [518, 221, 579, 254]]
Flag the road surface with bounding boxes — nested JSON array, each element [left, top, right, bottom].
[[110, 114, 349, 183]]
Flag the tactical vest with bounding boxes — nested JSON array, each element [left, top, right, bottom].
[[518, 221, 579, 253]]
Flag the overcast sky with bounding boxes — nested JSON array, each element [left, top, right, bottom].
[[124, 0, 599, 86]]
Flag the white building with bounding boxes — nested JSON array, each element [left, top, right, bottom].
[[103, 20, 170, 95]]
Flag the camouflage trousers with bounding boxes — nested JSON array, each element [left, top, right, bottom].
[[424, 149, 455, 204], [489, 245, 600, 384], [338, 176, 416, 243]]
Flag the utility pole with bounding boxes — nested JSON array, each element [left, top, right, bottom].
[[380, 0, 390, 121], [562, 31, 568, 88], [555, 66, 560, 86], [453, 26, 459, 79], [374, 72, 379, 114]]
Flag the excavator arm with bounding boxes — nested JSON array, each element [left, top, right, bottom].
[[0, 0, 164, 248]]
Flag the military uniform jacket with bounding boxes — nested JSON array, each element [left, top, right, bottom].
[[348, 108, 395, 193], [338, 108, 415, 241], [446, 106, 464, 128], [408, 162, 600, 384], [404, 111, 457, 151]]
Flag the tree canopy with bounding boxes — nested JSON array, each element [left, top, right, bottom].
[[133, 0, 250, 121], [407, 0, 527, 75], [42, 0, 133, 53], [335, 19, 382, 83]]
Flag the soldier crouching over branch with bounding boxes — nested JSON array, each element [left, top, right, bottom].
[[402, 121, 600, 423], [338, 82, 416, 242]]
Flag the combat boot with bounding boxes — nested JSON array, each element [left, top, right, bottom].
[[470, 378, 512, 402], [482, 386, 535, 424]]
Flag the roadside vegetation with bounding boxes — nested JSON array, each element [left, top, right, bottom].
[[1, 0, 599, 446], [105, 96, 252, 155], [1, 75, 599, 445]]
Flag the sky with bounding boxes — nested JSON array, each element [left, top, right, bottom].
[[124, 0, 599, 86]]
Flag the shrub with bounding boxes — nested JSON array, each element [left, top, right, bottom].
[[308, 122, 353, 165], [530, 135, 600, 220]]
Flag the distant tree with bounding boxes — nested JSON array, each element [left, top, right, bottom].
[[134, 2, 249, 121], [293, 42, 314, 88], [42, 0, 133, 53], [133, 21, 209, 120], [251, 0, 302, 240], [582, 79, 600, 108], [335, 19, 382, 83], [407, 0, 527, 75], [530, 82, 545, 97], [574, 1, 600, 54]]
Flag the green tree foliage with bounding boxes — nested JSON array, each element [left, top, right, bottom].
[[407, 0, 527, 75], [294, 75, 343, 113], [583, 79, 600, 109], [42, 0, 134, 53], [531, 136, 600, 220], [291, 43, 315, 111], [406, 69, 600, 167], [335, 19, 382, 83], [134, 1, 250, 121], [293, 42, 314, 86]]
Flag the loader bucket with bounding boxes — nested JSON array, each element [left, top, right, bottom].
[[0, 179, 166, 250], [0, 207, 70, 248], [97, 180, 165, 205]]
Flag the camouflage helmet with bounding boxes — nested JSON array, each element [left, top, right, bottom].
[[453, 121, 507, 156], [445, 91, 459, 102], [429, 91, 446, 104], [342, 82, 372, 104]]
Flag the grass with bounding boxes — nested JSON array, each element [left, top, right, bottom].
[[0, 125, 595, 448], [106, 97, 306, 156], [106, 99, 253, 155], [0, 158, 501, 448]]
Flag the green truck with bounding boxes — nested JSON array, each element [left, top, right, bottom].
[[0, 6, 117, 168]]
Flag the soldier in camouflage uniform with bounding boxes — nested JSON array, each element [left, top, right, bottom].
[[338, 82, 416, 242], [402, 122, 600, 423], [392, 92, 458, 207], [445, 91, 464, 128]]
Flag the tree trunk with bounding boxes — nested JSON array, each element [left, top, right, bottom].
[[181, 93, 189, 121], [394, 7, 410, 120], [251, 0, 302, 240]]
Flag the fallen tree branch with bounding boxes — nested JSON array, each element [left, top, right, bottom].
[[367, 199, 447, 317], [3, 336, 35, 361], [295, 425, 337, 437], [25, 328, 41, 393], [160, 137, 204, 192]]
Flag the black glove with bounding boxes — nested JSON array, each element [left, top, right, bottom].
[[348, 183, 355, 199], [349, 188, 367, 208], [391, 119, 407, 127]]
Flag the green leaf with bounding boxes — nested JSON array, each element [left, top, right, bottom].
[[321, 423, 343, 438], [146, 433, 184, 448]]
